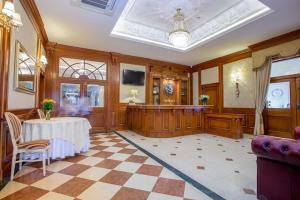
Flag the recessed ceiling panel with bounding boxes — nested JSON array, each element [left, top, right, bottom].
[[111, 0, 272, 52]]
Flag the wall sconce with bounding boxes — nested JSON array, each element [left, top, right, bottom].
[[0, 1, 23, 30], [231, 71, 241, 98]]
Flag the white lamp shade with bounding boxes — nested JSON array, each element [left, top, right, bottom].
[[12, 13, 23, 26], [41, 55, 48, 65], [169, 31, 190, 48], [2, 1, 15, 17]]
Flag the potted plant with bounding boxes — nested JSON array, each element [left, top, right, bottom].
[[199, 95, 209, 105], [42, 98, 56, 120]]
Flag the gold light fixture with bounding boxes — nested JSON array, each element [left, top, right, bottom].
[[0, 1, 23, 30], [231, 70, 241, 98], [169, 8, 190, 48]]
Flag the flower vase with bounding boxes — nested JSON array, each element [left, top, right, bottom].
[[45, 110, 51, 120], [202, 101, 207, 106]]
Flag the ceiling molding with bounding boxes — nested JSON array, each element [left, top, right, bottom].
[[20, 0, 49, 47], [249, 28, 300, 52], [192, 28, 300, 71], [192, 49, 252, 72]]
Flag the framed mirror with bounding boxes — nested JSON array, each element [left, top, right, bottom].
[[14, 41, 36, 94]]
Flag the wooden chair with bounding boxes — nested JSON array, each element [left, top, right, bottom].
[[4, 112, 50, 181], [37, 109, 45, 119]]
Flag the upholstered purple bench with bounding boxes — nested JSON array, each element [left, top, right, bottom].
[[252, 135, 300, 200]]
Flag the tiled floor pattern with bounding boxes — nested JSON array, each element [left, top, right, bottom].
[[0, 132, 211, 200], [117, 131, 257, 200]]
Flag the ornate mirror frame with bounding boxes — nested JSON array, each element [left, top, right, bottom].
[[14, 40, 37, 94]]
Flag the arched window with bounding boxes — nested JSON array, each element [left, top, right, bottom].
[[59, 57, 107, 80]]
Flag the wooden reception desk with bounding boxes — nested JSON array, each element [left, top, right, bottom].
[[126, 105, 243, 139], [126, 105, 212, 138]]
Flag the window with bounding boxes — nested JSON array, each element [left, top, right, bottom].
[[271, 57, 300, 77], [266, 82, 290, 109], [87, 84, 104, 107], [59, 57, 107, 80], [60, 83, 81, 107]]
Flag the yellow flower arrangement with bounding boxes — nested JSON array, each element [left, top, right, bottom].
[[42, 98, 56, 111]]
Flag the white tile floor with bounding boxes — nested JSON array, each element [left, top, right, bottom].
[[117, 130, 257, 200]]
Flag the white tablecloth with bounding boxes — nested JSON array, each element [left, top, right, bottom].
[[23, 117, 91, 159]]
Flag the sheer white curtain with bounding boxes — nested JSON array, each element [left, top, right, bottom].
[[253, 57, 272, 135]]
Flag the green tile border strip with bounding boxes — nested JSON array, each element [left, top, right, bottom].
[[114, 131, 226, 200]]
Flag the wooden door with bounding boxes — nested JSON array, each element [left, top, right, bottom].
[[265, 77, 297, 138]]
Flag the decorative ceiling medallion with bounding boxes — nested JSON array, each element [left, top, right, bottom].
[[111, 0, 272, 52]]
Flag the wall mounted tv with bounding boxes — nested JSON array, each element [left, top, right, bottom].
[[122, 69, 145, 86]]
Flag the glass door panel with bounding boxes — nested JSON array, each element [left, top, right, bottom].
[[87, 84, 104, 107], [266, 81, 291, 109], [60, 83, 81, 107]]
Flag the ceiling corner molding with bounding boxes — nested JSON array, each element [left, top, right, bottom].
[[192, 49, 252, 72], [249, 28, 300, 52], [20, 0, 49, 46]]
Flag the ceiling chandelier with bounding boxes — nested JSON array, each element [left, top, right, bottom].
[[169, 8, 190, 48], [0, 1, 23, 30]]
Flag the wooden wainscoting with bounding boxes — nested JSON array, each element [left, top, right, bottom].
[[205, 113, 243, 139], [0, 108, 37, 179]]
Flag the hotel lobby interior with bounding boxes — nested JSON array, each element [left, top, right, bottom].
[[0, 0, 300, 200]]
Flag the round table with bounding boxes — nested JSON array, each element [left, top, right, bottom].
[[23, 117, 91, 159]]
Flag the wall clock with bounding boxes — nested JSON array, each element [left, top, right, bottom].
[[271, 88, 283, 98], [164, 82, 174, 96]]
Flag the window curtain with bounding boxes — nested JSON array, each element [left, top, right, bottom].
[[253, 57, 272, 135]]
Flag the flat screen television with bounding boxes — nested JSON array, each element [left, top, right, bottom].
[[122, 69, 145, 86]]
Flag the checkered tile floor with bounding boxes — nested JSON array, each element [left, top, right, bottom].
[[0, 133, 211, 200]]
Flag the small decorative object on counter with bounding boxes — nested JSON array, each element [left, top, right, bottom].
[[129, 89, 138, 105], [199, 95, 209, 105], [42, 98, 56, 120]]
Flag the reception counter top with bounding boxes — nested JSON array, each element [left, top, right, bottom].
[[126, 105, 213, 138]]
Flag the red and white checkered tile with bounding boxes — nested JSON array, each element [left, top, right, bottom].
[[0, 133, 211, 200]]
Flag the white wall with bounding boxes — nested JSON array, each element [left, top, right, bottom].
[[7, 0, 38, 110], [223, 58, 255, 108], [119, 63, 146, 103], [192, 72, 199, 105], [201, 66, 219, 85]]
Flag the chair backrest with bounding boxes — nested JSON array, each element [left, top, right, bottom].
[[4, 112, 23, 147], [37, 109, 45, 119]]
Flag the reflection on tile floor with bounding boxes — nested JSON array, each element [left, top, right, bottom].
[[0, 133, 211, 200], [117, 131, 257, 200]]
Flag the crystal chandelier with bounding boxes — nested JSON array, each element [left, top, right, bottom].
[[169, 8, 190, 48], [0, 1, 23, 30]]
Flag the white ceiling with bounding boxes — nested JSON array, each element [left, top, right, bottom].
[[35, 0, 300, 66], [111, 0, 271, 51]]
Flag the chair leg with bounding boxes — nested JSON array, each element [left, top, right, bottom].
[[11, 153, 16, 181], [47, 149, 50, 166], [42, 152, 46, 176], [19, 153, 22, 170]]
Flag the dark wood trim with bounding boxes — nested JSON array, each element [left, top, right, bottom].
[[192, 49, 251, 72], [0, 29, 11, 120], [19, 0, 48, 47], [249, 29, 300, 52]]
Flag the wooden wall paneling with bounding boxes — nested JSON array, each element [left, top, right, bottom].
[[0, 23, 12, 180]]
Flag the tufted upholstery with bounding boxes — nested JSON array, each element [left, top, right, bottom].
[[295, 127, 300, 140], [252, 135, 300, 200], [252, 135, 300, 167]]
